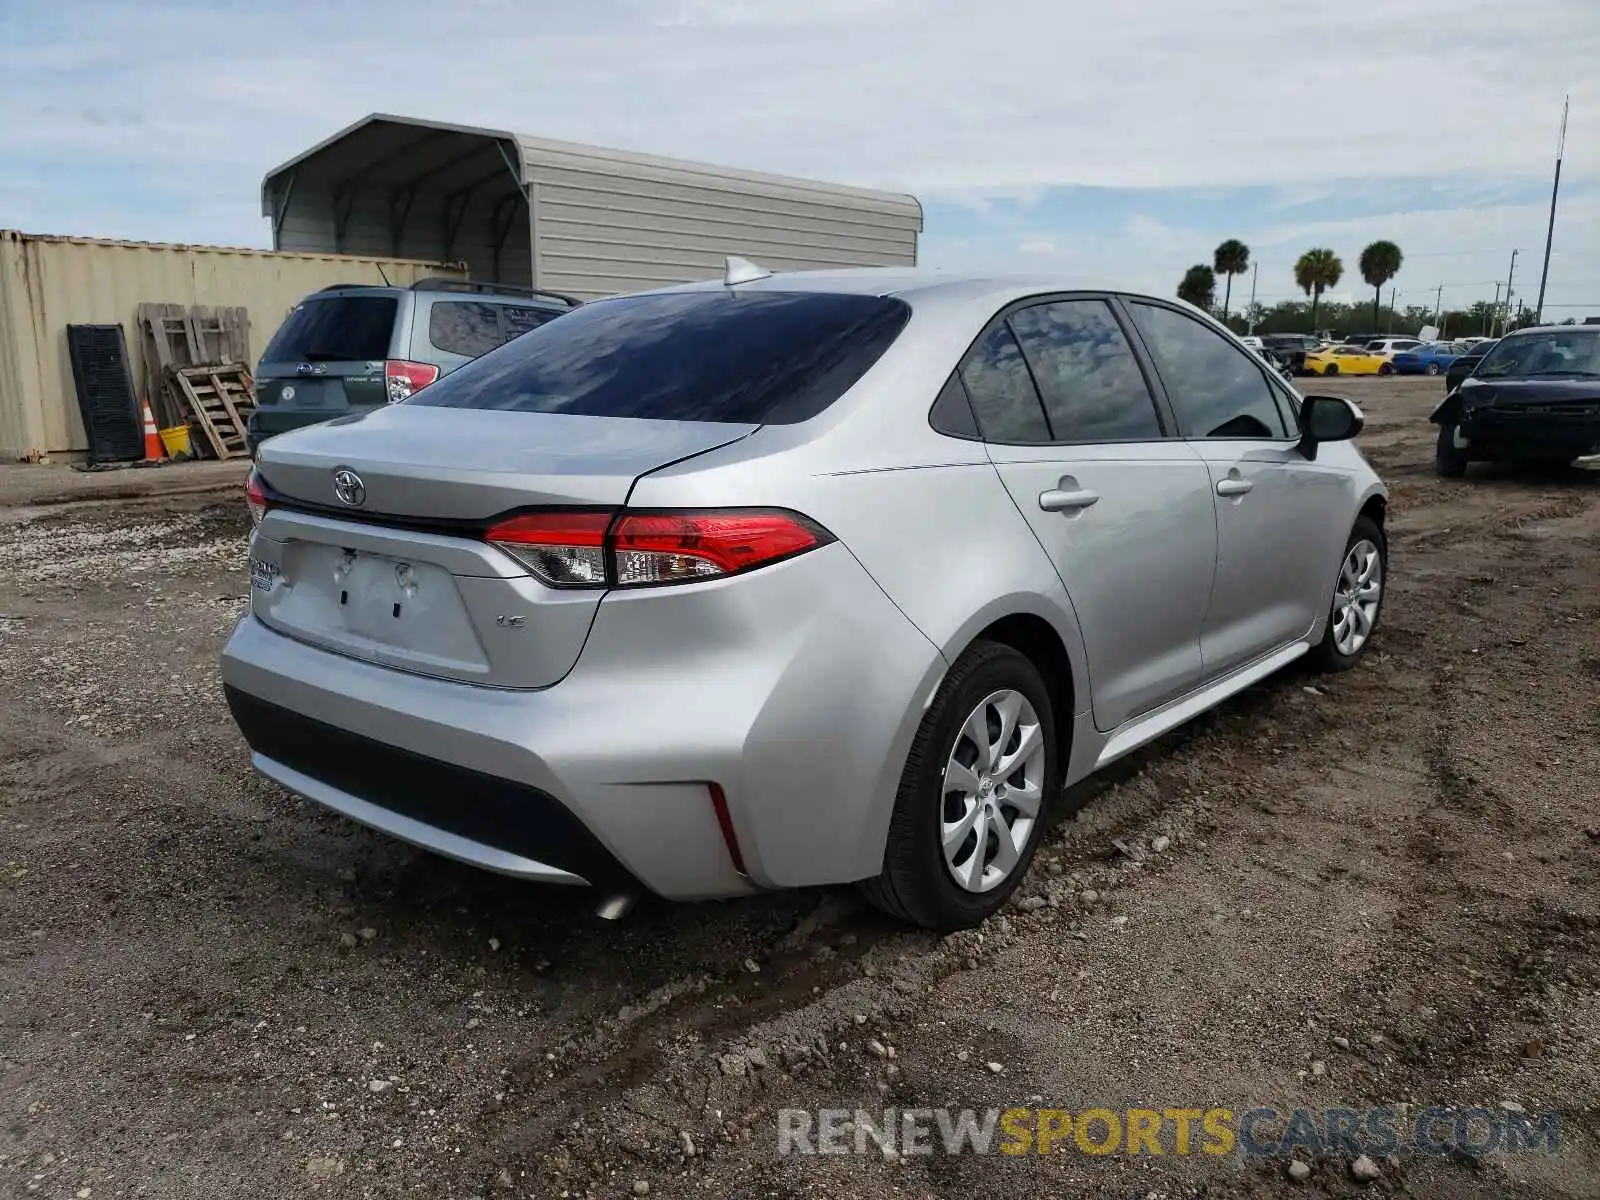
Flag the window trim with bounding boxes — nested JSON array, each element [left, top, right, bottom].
[[1116, 296, 1303, 445], [928, 291, 1178, 447]]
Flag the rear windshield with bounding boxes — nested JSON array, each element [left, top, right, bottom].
[[262, 296, 398, 363], [409, 290, 911, 424]]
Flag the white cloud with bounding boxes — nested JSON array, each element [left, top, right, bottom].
[[6, 0, 1596, 193], [2, 0, 1597, 312], [1016, 240, 1057, 255]]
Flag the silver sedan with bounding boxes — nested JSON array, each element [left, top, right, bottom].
[[223, 266, 1387, 930]]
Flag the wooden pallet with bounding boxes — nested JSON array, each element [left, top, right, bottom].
[[170, 363, 255, 460], [138, 304, 251, 429]]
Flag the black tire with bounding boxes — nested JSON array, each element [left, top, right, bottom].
[[1323, 362, 1339, 376], [861, 640, 1060, 931], [1425, 362, 1441, 376], [1309, 515, 1388, 673], [1379, 362, 1394, 376], [1435, 420, 1470, 478]]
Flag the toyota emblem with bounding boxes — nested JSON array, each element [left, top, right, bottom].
[[332, 467, 366, 507]]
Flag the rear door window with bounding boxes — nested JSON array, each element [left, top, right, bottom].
[[411, 290, 909, 424], [262, 296, 397, 362], [1007, 300, 1164, 441], [1128, 302, 1289, 439], [429, 301, 504, 357], [958, 323, 1052, 443]]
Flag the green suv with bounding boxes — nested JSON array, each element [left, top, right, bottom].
[[248, 278, 577, 454]]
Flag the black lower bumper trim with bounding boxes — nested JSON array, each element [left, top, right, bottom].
[[225, 685, 636, 889], [1462, 412, 1600, 459]]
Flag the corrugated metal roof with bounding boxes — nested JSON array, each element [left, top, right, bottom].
[[261, 114, 921, 224], [262, 114, 922, 299]]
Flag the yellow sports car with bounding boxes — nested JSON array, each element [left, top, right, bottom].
[[1303, 345, 1385, 376]]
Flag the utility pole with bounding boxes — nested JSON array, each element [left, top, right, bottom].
[[1433, 284, 1444, 326], [1247, 261, 1259, 333], [1387, 287, 1397, 332], [1488, 282, 1500, 334], [1534, 95, 1568, 324], [1501, 249, 1519, 336]]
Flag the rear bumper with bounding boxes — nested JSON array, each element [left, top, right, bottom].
[[226, 686, 628, 887], [220, 543, 945, 900]]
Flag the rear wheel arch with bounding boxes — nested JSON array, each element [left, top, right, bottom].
[[954, 612, 1077, 769], [1358, 493, 1387, 534]]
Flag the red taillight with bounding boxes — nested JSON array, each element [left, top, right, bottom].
[[611, 511, 824, 585], [385, 359, 441, 403], [482, 508, 830, 589], [245, 470, 269, 526]]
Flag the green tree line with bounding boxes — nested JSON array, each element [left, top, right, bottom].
[[1175, 238, 1546, 338]]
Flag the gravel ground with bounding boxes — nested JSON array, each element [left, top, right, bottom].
[[1, 376, 1596, 1200]]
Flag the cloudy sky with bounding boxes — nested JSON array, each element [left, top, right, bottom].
[[3, 0, 1598, 317]]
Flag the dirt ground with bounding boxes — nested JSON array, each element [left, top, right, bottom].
[[1, 376, 1596, 1200]]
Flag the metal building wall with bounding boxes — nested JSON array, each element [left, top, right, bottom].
[[261, 116, 922, 300], [518, 135, 922, 299], [0, 231, 464, 460], [275, 181, 532, 289]]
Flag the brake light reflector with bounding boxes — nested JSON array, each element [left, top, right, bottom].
[[707, 783, 747, 876], [611, 511, 826, 585], [245, 470, 269, 526], [486, 510, 613, 587], [385, 359, 441, 403]]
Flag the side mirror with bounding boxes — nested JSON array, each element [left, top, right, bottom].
[[1298, 393, 1364, 460]]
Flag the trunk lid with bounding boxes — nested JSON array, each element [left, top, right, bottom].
[[249, 407, 754, 689], [255, 360, 389, 416]]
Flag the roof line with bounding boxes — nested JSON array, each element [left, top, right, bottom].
[[260, 113, 521, 191]]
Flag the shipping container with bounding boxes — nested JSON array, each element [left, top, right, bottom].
[[0, 230, 465, 460], [263, 114, 923, 300]]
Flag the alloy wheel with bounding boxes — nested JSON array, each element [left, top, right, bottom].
[[940, 689, 1046, 892], [1331, 539, 1383, 656]]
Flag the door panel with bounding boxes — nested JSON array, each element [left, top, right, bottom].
[[987, 443, 1217, 731], [1119, 298, 1347, 678], [1187, 443, 1344, 675]]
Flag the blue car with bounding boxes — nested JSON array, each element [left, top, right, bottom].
[[1392, 341, 1469, 376]]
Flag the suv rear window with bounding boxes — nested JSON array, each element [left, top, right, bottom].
[[410, 291, 910, 424], [262, 296, 397, 362]]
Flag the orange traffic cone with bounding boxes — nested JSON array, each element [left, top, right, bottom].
[[140, 398, 163, 461]]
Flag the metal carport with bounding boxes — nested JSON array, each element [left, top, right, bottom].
[[262, 114, 923, 300]]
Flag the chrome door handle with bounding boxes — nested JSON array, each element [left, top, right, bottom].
[[1215, 477, 1254, 497], [1039, 487, 1100, 512]]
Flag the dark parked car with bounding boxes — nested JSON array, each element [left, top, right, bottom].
[[248, 278, 578, 454], [1431, 327, 1600, 477], [1443, 338, 1497, 391], [1261, 334, 1323, 375]]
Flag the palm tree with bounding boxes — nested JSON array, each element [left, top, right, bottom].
[[1212, 239, 1250, 324], [1359, 240, 1403, 331], [1177, 265, 1216, 311], [1294, 248, 1344, 332]]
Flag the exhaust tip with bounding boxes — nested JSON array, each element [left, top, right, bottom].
[[595, 893, 636, 921]]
